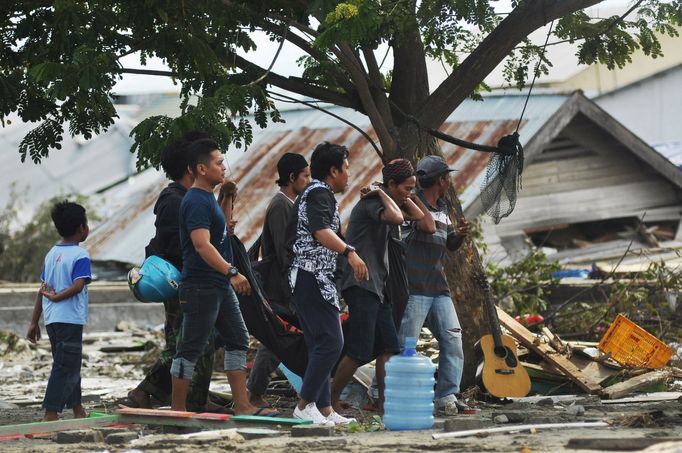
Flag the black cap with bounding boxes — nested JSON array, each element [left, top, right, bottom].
[[416, 155, 457, 180], [276, 153, 308, 186]]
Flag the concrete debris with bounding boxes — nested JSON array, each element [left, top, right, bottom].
[[493, 415, 509, 424], [55, 429, 104, 444], [290, 424, 335, 437], [105, 431, 139, 444], [564, 405, 585, 416], [443, 418, 489, 432]]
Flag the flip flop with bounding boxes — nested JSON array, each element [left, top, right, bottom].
[[252, 407, 280, 417]]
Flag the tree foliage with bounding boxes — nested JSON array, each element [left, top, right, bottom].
[[1, 0, 680, 168]]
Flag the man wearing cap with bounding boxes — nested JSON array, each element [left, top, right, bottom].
[[399, 155, 472, 415], [246, 152, 310, 408]]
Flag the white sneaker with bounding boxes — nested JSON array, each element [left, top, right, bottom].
[[293, 403, 334, 425], [325, 410, 356, 425]]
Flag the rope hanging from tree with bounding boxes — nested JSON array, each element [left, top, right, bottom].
[[429, 20, 555, 224]]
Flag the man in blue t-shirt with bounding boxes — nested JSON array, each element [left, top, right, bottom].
[[170, 138, 276, 417], [27, 201, 91, 421]]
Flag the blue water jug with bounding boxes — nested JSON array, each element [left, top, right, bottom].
[[383, 337, 436, 430]]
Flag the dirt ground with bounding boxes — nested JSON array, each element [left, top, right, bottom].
[[1, 328, 682, 452]]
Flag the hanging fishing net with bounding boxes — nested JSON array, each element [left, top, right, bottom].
[[480, 132, 524, 224]]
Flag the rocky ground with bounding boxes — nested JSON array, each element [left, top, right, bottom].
[[1, 327, 682, 452]]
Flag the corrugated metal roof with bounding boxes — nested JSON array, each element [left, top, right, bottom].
[[0, 111, 136, 226], [86, 93, 569, 265]]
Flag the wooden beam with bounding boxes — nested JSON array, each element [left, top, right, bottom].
[[496, 307, 603, 393], [0, 413, 119, 436], [116, 408, 312, 429], [601, 369, 672, 400], [566, 437, 682, 451]]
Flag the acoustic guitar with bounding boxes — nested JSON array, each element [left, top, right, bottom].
[[473, 271, 531, 398]]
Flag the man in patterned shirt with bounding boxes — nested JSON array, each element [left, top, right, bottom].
[[286, 142, 368, 426]]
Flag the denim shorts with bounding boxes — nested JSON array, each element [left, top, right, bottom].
[[171, 283, 248, 379], [342, 285, 400, 364]]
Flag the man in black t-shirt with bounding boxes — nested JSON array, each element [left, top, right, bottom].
[[247, 153, 310, 407]]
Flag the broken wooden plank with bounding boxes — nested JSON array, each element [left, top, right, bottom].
[[497, 308, 603, 393], [117, 407, 195, 418], [566, 437, 682, 451], [541, 326, 568, 354], [569, 355, 621, 385], [231, 415, 312, 426], [602, 391, 682, 404], [116, 408, 311, 429], [601, 369, 673, 400], [432, 421, 608, 440], [0, 413, 119, 436], [117, 412, 235, 430]]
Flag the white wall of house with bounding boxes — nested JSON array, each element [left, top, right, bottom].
[[595, 65, 682, 145]]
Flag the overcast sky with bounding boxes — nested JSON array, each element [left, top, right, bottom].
[[112, 0, 631, 96]]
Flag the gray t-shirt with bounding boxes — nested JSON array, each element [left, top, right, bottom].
[[339, 193, 390, 302]]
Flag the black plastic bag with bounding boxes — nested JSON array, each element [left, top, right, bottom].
[[230, 236, 308, 377]]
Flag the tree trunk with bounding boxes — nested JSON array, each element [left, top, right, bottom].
[[393, 124, 487, 391]]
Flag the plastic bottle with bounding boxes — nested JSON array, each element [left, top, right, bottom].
[[383, 336, 436, 430]]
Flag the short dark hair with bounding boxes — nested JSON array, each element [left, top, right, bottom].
[[160, 132, 210, 181], [187, 138, 220, 173], [310, 142, 348, 181], [51, 201, 87, 238]]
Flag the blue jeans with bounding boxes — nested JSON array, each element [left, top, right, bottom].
[[43, 323, 83, 412], [398, 294, 463, 404], [171, 284, 248, 379], [292, 269, 343, 407]]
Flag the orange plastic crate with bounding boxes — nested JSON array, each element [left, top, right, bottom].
[[598, 314, 672, 369]]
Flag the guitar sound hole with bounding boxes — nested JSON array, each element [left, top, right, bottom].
[[493, 346, 507, 359], [504, 348, 518, 368]]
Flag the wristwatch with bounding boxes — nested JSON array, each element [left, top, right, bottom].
[[227, 266, 239, 278], [342, 244, 356, 257]]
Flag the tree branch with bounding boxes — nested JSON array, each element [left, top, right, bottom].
[[418, 0, 604, 130], [120, 68, 175, 77], [222, 51, 362, 110], [259, 20, 356, 93], [336, 43, 395, 155], [362, 47, 394, 126]]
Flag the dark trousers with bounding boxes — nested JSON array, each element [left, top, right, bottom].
[[43, 323, 83, 412], [247, 344, 281, 396], [137, 296, 215, 410], [292, 270, 343, 407]]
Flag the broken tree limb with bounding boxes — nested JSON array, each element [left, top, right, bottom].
[[601, 369, 672, 400], [432, 421, 608, 440], [497, 308, 603, 393]]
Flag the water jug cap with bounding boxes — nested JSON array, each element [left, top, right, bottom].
[[403, 336, 417, 356]]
